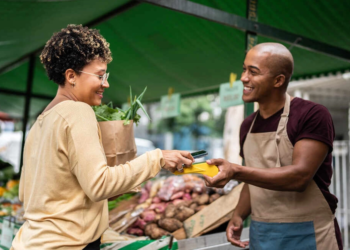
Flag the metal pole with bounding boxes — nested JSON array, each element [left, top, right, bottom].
[[340, 141, 348, 249], [19, 55, 35, 171], [244, 0, 257, 118]]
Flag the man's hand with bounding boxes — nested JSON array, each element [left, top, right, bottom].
[[203, 158, 238, 188], [226, 214, 249, 248], [161, 150, 194, 173]]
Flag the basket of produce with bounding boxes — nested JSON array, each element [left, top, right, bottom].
[[107, 175, 241, 240]]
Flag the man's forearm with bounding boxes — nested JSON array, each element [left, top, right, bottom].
[[233, 164, 308, 192], [233, 183, 251, 220]]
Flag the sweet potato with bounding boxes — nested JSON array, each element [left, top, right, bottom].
[[158, 218, 183, 232], [138, 188, 149, 204], [133, 218, 147, 230], [174, 206, 195, 222], [144, 223, 170, 239], [141, 210, 156, 222], [183, 193, 192, 201], [170, 191, 184, 200], [209, 193, 221, 203], [148, 203, 167, 213], [195, 193, 209, 205], [164, 204, 177, 218], [195, 205, 208, 212], [152, 197, 161, 204], [127, 227, 144, 236]]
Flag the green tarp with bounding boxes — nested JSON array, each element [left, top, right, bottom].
[[1, 0, 350, 118]]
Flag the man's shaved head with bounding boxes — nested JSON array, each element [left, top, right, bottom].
[[250, 43, 294, 87]]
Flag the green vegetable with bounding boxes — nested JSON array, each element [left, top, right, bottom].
[[92, 86, 150, 126], [107, 193, 136, 211]]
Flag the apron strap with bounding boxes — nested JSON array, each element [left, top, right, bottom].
[[247, 110, 259, 134], [275, 94, 291, 167]]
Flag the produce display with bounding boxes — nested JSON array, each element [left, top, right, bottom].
[[92, 86, 150, 125], [0, 179, 22, 218], [109, 175, 230, 239]]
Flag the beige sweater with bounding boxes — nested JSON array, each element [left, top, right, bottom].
[[11, 101, 164, 250]]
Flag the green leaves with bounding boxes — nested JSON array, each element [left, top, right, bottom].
[[92, 86, 150, 126]]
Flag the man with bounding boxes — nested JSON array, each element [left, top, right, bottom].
[[204, 43, 342, 250]]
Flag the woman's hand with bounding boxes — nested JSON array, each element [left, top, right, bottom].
[[161, 150, 194, 173]]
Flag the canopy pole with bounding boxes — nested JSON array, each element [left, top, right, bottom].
[[244, 0, 258, 118], [19, 55, 35, 172]]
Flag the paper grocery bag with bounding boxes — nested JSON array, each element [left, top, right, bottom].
[[98, 120, 137, 166]]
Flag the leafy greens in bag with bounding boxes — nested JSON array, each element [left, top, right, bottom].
[[92, 86, 150, 125]]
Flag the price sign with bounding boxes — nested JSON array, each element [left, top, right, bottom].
[[219, 81, 244, 109], [160, 93, 181, 118]]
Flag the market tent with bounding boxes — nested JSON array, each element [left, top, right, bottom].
[[1, 0, 350, 119]]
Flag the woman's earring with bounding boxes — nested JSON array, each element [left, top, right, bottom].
[[71, 81, 76, 88]]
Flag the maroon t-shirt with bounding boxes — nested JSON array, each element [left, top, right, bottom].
[[240, 97, 342, 249]]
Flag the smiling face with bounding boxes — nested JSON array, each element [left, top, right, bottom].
[[66, 59, 109, 106], [241, 49, 277, 103]]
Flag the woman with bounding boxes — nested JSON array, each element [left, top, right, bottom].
[[11, 24, 193, 250]]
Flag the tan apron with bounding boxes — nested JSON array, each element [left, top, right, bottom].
[[243, 94, 339, 250]]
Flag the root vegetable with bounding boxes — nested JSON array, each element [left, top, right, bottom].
[[158, 218, 183, 232], [209, 193, 221, 203], [139, 188, 149, 204], [152, 197, 161, 203], [170, 191, 184, 200], [141, 210, 156, 222], [183, 193, 192, 201], [191, 193, 199, 199], [133, 218, 147, 230], [189, 203, 198, 210], [148, 203, 167, 213], [150, 180, 163, 198], [195, 193, 209, 205], [145, 181, 153, 193], [127, 227, 144, 236], [195, 205, 208, 212], [174, 206, 195, 222], [155, 214, 163, 222], [172, 199, 183, 206], [164, 204, 177, 218], [175, 200, 192, 208], [144, 223, 170, 239]]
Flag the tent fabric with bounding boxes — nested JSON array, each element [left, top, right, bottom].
[[1, 0, 350, 118]]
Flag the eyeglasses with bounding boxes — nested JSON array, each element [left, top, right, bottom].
[[79, 71, 109, 86]]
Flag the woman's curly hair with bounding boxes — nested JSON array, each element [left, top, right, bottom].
[[40, 24, 112, 85]]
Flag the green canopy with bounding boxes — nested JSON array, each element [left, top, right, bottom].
[[1, 0, 350, 118]]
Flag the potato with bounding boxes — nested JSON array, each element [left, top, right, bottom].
[[209, 193, 221, 203], [195, 193, 209, 205], [189, 203, 198, 211], [174, 206, 195, 222], [158, 218, 183, 232], [164, 204, 177, 218], [195, 205, 208, 212], [144, 223, 170, 239]]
